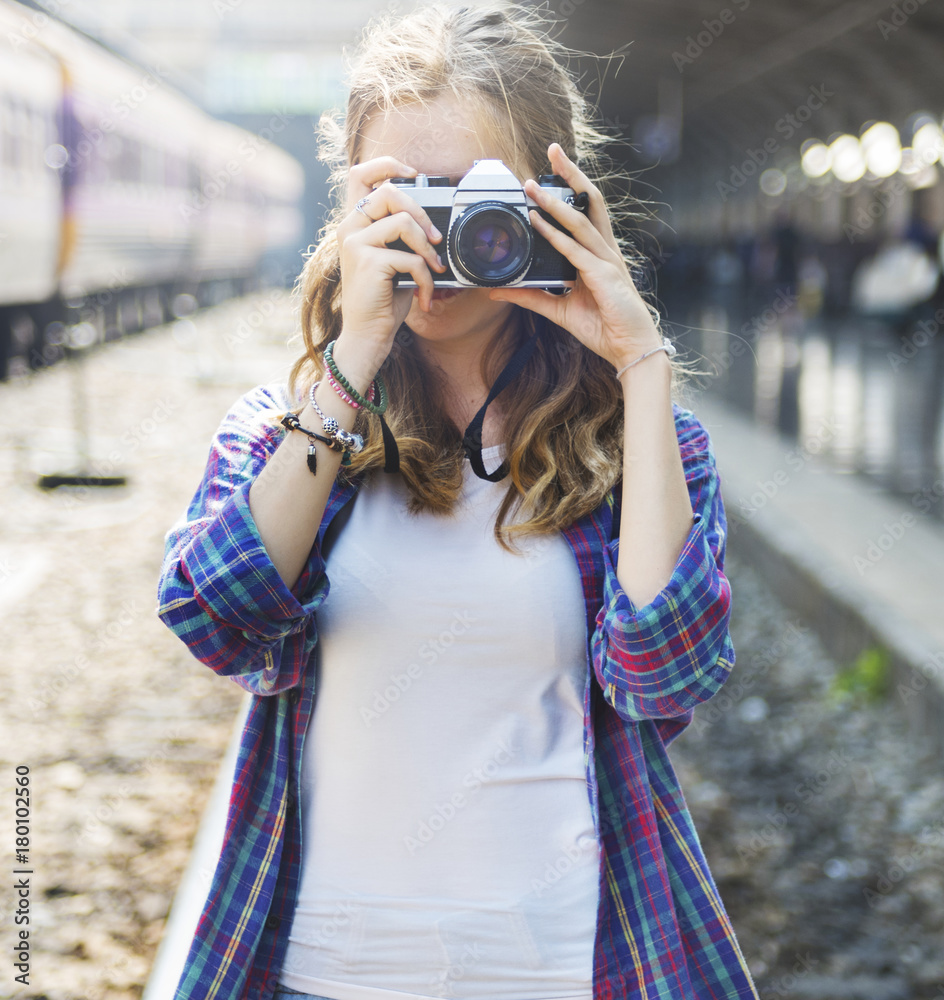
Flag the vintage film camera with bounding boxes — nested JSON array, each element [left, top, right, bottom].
[[385, 159, 590, 290]]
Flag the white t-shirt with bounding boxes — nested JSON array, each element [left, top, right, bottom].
[[280, 446, 601, 1000]]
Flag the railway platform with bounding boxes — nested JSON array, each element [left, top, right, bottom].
[[2, 291, 942, 999], [687, 386, 944, 760]]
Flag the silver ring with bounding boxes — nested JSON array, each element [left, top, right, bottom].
[[354, 196, 376, 222]]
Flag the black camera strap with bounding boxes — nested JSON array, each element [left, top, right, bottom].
[[461, 330, 539, 482]]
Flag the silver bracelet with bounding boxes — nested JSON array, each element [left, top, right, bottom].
[[308, 382, 364, 454], [613, 337, 677, 380]]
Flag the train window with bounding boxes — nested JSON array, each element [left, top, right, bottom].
[[21, 106, 33, 175], [4, 97, 17, 171], [102, 131, 121, 162], [46, 111, 59, 169], [0, 97, 8, 171], [93, 131, 123, 184], [10, 98, 26, 172], [141, 142, 163, 186], [122, 136, 141, 183], [167, 152, 188, 188], [86, 137, 107, 184], [29, 106, 46, 172], [163, 152, 178, 187]]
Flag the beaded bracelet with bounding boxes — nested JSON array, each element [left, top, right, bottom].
[[280, 411, 351, 472], [323, 340, 388, 415], [325, 369, 362, 410], [307, 382, 365, 455], [321, 368, 379, 410]]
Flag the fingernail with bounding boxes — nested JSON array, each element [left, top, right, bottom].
[[431, 226, 442, 240], [436, 253, 444, 268]]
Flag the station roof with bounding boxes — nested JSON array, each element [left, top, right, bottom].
[[558, 0, 942, 173], [33, 0, 944, 190]]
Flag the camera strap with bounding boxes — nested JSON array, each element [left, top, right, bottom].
[[461, 330, 539, 482]]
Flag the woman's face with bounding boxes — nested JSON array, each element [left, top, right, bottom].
[[355, 94, 525, 351]]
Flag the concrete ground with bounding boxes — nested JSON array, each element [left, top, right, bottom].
[[0, 290, 298, 1000], [684, 385, 944, 760], [2, 290, 943, 1000]]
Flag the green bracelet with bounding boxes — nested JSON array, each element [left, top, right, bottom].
[[323, 340, 388, 415]]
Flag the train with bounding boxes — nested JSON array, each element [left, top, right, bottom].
[[0, 0, 305, 379]]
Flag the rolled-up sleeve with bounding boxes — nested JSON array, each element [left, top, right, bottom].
[[591, 405, 735, 721], [156, 384, 327, 695]]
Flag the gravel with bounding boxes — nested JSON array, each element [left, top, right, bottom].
[[670, 547, 944, 1000], [1, 291, 941, 1000]]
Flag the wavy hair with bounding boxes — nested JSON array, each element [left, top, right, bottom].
[[288, 2, 690, 548]]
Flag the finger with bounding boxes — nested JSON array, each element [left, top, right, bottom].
[[375, 249, 437, 311], [366, 182, 444, 243], [342, 211, 446, 276], [347, 156, 417, 207], [528, 207, 607, 277], [349, 245, 437, 312], [525, 177, 616, 263], [547, 143, 620, 255], [488, 286, 564, 325]]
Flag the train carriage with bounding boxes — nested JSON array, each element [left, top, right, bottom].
[[0, 0, 304, 377]]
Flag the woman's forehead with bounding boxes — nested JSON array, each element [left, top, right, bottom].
[[357, 96, 512, 177]]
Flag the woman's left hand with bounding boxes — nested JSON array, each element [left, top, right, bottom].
[[489, 143, 662, 370]]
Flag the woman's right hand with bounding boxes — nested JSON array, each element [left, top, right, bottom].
[[333, 155, 446, 384]]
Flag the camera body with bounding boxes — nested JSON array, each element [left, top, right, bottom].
[[385, 159, 588, 290]]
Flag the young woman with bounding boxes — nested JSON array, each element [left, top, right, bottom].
[[157, 5, 759, 999]]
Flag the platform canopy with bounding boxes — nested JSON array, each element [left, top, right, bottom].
[[556, 0, 942, 175]]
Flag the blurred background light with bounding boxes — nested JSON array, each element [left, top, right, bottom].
[[759, 168, 788, 196], [800, 140, 831, 178], [913, 121, 944, 166], [860, 121, 902, 177], [829, 133, 866, 183]]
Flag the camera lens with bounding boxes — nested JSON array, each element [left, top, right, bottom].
[[449, 202, 532, 286]]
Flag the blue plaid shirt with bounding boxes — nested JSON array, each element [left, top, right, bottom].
[[157, 381, 759, 1000]]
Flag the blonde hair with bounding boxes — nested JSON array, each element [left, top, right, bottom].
[[290, 2, 689, 548]]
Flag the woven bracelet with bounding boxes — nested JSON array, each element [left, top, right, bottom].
[[323, 340, 388, 415]]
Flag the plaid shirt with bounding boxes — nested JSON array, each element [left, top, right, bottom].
[[157, 381, 759, 1000]]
